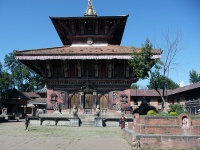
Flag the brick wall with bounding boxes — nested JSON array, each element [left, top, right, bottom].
[[124, 113, 200, 149], [132, 113, 200, 134], [142, 116, 178, 125], [139, 135, 200, 149], [191, 117, 200, 125]]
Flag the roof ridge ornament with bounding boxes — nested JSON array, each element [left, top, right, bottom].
[[84, 0, 97, 17]]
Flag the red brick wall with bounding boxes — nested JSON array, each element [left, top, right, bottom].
[[191, 117, 200, 125], [139, 136, 200, 149], [132, 113, 200, 134], [143, 117, 178, 125], [124, 114, 200, 149]]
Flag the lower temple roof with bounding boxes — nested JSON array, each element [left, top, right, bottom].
[[15, 45, 161, 60]]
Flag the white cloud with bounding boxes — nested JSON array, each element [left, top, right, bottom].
[[179, 81, 186, 87]]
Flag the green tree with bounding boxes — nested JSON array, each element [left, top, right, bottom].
[[189, 70, 200, 83], [129, 38, 156, 79], [147, 72, 179, 90], [0, 62, 12, 92], [130, 83, 139, 89], [4, 51, 44, 91], [0, 62, 13, 109], [129, 32, 181, 110]]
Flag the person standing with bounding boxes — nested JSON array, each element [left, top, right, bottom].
[[120, 114, 126, 129]]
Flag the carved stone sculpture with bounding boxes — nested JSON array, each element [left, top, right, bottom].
[[95, 105, 100, 117], [1, 108, 7, 115], [72, 105, 78, 117], [132, 137, 140, 150]]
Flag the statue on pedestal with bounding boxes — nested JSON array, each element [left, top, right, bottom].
[[95, 105, 100, 117], [72, 105, 78, 117]]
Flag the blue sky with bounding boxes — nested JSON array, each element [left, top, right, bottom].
[[0, 0, 200, 88]]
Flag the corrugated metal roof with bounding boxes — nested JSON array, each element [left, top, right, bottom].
[[130, 89, 175, 97], [2, 89, 31, 101], [28, 98, 46, 104], [168, 81, 200, 95], [35, 87, 47, 93], [23, 92, 41, 98]]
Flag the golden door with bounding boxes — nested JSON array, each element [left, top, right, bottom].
[[100, 95, 108, 109], [85, 94, 93, 108], [70, 94, 78, 108]]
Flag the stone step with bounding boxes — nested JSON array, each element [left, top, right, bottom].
[[78, 114, 95, 119], [81, 119, 95, 127]]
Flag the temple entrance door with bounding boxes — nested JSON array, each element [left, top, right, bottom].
[[70, 94, 78, 109], [100, 95, 108, 113], [84, 93, 93, 113]]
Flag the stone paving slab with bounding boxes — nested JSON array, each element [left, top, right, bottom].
[[0, 121, 132, 150]]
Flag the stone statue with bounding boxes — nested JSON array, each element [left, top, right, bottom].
[[72, 105, 78, 117], [182, 117, 189, 129], [1, 107, 7, 115], [95, 105, 100, 117], [132, 136, 140, 150], [36, 108, 44, 116]]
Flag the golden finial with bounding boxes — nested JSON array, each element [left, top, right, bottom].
[[84, 0, 97, 17]]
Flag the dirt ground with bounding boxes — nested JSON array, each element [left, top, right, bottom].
[[0, 120, 132, 150]]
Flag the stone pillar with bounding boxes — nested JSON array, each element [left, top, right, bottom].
[[93, 91, 97, 109], [80, 91, 84, 109]]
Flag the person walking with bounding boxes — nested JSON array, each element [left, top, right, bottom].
[[25, 115, 29, 130]]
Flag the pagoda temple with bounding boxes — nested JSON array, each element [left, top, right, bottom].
[[15, 0, 161, 114]]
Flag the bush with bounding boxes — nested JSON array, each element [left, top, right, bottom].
[[169, 111, 178, 116], [168, 104, 185, 115], [147, 110, 157, 115], [139, 104, 158, 115]]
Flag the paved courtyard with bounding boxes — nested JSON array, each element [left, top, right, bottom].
[[0, 120, 132, 150]]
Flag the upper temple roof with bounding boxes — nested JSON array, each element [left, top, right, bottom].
[[50, 15, 129, 46]]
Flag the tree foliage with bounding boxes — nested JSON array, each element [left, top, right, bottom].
[[129, 32, 181, 110], [4, 51, 44, 92], [129, 38, 156, 79], [189, 70, 200, 83], [147, 71, 179, 90], [130, 84, 139, 89], [0, 62, 12, 92], [168, 104, 185, 115]]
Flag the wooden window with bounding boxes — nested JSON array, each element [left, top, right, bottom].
[[134, 99, 138, 105], [158, 99, 162, 105], [146, 99, 150, 105], [177, 98, 180, 104]]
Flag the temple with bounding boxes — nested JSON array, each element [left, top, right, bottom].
[[15, 0, 161, 114]]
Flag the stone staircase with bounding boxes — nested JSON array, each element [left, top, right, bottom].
[[81, 118, 95, 127], [79, 114, 95, 127]]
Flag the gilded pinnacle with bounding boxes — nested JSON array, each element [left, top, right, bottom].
[[84, 0, 97, 17]]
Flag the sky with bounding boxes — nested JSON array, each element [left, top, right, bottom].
[[0, 0, 200, 88]]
